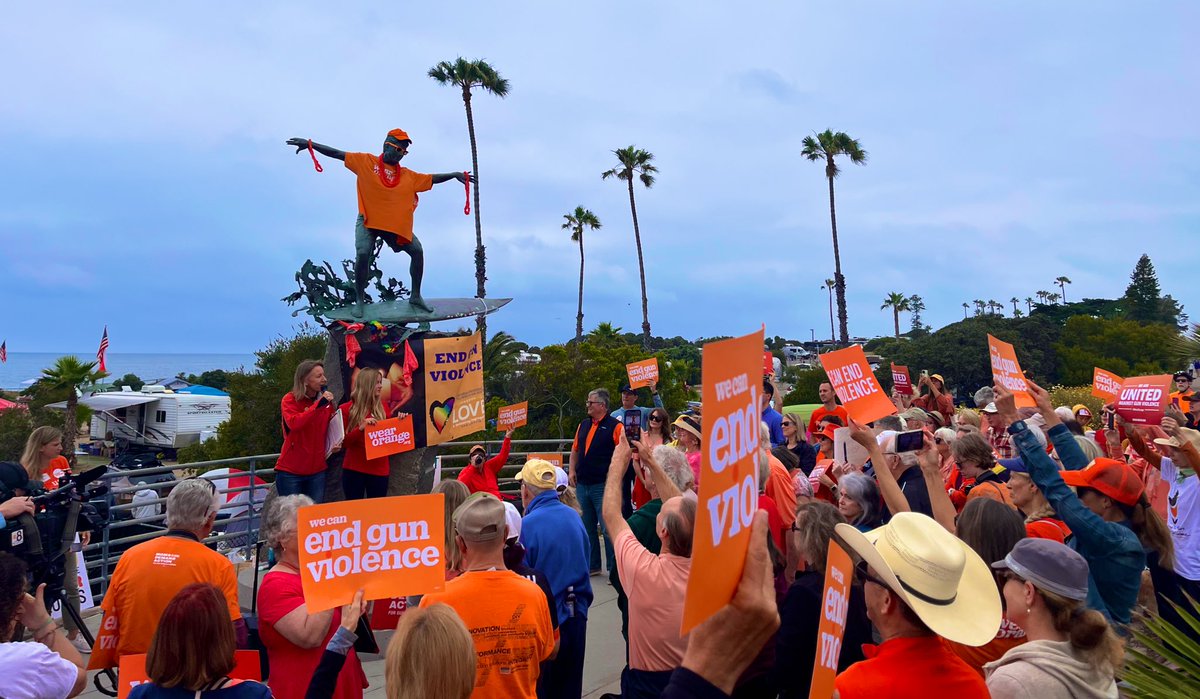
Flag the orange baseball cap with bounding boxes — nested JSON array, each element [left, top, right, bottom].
[[818, 424, 839, 443], [386, 128, 412, 144], [1060, 458, 1144, 506]]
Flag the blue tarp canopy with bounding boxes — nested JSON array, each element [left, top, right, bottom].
[[176, 385, 229, 397]]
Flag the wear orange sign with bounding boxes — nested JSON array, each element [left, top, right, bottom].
[[891, 364, 913, 396], [527, 452, 564, 468], [818, 346, 897, 425], [807, 540, 853, 699], [626, 358, 660, 389], [987, 334, 1035, 407], [497, 401, 528, 429], [1115, 374, 1172, 425], [297, 494, 446, 612], [684, 328, 764, 634], [364, 415, 416, 460], [1092, 368, 1124, 402], [118, 651, 262, 699]]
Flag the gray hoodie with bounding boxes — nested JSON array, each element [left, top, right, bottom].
[[984, 639, 1118, 699]]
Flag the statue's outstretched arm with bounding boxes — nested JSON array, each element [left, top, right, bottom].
[[285, 138, 346, 161], [431, 171, 473, 185]]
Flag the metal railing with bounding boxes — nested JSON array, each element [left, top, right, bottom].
[[80, 439, 572, 604]]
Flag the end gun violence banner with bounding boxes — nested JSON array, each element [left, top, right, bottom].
[[298, 494, 446, 612], [626, 358, 660, 389], [987, 334, 1036, 408], [683, 327, 763, 634], [1092, 368, 1124, 402], [818, 345, 896, 425], [807, 541, 854, 699], [497, 401, 528, 430], [336, 331, 484, 449]]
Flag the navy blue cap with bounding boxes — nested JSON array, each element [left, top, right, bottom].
[[997, 457, 1027, 474]]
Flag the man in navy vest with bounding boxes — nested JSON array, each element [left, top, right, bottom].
[[568, 388, 624, 575]]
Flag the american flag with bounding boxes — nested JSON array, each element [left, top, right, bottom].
[[0, 340, 6, 363], [97, 327, 109, 373]]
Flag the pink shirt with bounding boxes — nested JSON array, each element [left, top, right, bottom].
[[615, 529, 691, 671], [685, 451, 701, 484]]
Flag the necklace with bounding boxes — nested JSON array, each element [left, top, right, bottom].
[[376, 155, 400, 188]]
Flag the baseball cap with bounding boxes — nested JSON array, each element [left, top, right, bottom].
[[468, 444, 486, 457], [981, 402, 999, 414], [501, 501, 522, 540], [1072, 404, 1092, 418], [997, 457, 1028, 474], [900, 407, 931, 423], [620, 384, 637, 394], [991, 537, 1090, 602], [554, 467, 569, 491], [818, 424, 838, 443], [518, 459, 558, 489], [386, 128, 411, 143], [1060, 458, 1144, 506], [930, 373, 945, 384], [453, 493, 506, 543]]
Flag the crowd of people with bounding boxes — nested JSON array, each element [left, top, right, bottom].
[[3, 358, 1198, 699]]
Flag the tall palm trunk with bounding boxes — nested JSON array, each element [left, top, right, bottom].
[[826, 161, 849, 343], [575, 231, 586, 342], [626, 179, 652, 348], [827, 287, 835, 340], [893, 308, 901, 338], [1059, 281, 1067, 303], [462, 87, 487, 340], [64, 394, 78, 468]]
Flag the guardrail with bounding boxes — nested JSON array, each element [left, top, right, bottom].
[[81, 438, 573, 604]]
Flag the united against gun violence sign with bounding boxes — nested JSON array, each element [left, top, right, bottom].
[[1115, 375, 1172, 425], [683, 328, 763, 634], [298, 494, 446, 612]]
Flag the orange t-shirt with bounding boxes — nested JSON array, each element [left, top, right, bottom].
[[946, 618, 1027, 676], [344, 152, 433, 243], [88, 535, 241, 669], [808, 405, 849, 438], [420, 570, 555, 699], [41, 455, 71, 490]]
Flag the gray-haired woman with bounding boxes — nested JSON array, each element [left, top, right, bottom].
[[257, 495, 366, 699], [837, 472, 883, 532]]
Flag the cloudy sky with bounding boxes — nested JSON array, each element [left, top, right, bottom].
[[2, 2, 1197, 353]]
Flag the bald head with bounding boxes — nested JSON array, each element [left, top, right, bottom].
[[658, 496, 697, 557]]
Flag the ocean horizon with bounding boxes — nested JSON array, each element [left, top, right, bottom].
[[0, 352, 258, 391]]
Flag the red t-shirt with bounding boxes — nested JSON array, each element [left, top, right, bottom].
[[258, 571, 367, 699], [808, 405, 849, 438], [457, 437, 512, 497], [758, 495, 785, 551], [338, 402, 390, 477], [835, 635, 989, 698], [41, 455, 70, 490], [278, 393, 335, 476]]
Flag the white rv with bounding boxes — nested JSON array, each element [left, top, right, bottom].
[[54, 386, 231, 449]]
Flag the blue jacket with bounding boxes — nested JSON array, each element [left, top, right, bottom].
[[520, 489, 594, 620], [1009, 420, 1144, 625], [762, 407, 786, 448]]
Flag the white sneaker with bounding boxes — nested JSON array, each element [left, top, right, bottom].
[[68, 634, 91, 654]]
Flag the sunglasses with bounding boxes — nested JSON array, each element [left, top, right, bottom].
[[187, 475, 218, 494], [782, 421, 794, 427], [855, 560, 888, 589], [649, 415, 664, 422]]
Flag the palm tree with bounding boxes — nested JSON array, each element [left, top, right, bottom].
[[988, 300, 1003, 316], [38, 356, 107, 466], [822, 279, 836, 340], [962, 302, 970, 319], [562, 207, 602, 343], [1035, 291, 1048, 305], [801, 130, 868, 343], [880, 292, 910, 338], [1025, 296, 1034, 313], [586, 322, 623, 348], [1055, 276, 1072, 303], [428, 58, 510, 338], [973, 299, 986, 316], [1010, 297, 1020, 315], [602, 146, 658, 348], [1013, 308, 1024, 318], [482, 331, 521, 399], [1046, 292, 1061, 304]]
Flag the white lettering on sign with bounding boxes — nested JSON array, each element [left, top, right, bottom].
[[303, 519, 438, 582], [705, 474, 758, 547], [369, 427, 413, 448], [1120, 387, 1163, 402], [709, 384, 760, 473]]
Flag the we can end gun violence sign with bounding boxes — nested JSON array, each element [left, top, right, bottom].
[[683, 328, 763, 634], [298, 494, 446, 612]]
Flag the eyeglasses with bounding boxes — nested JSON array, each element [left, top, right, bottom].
[[855, 560, 888, 589], [649, 416, 664, 422], [585, 400, 603, 406], [782, 421, 793, 427], [186, 475, 217, 495]]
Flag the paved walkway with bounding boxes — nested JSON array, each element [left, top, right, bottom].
[[78, 570, 625, 698]]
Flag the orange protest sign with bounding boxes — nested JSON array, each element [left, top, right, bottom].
[[364, 415, 416, 460], [119, 651, 262, 699], [1115, 374, 1172, 425], [528, 453, 564, 468], [683, 328, 763, 634], [297, 494, 446, 613], [818, 346, 897, 425], [891, 364, 913, 396], [764, 351, 776, 376], [626, 358, 660, 389], [497, 401, 528, 429], [1092, 368, 1124, 402], [987, 334, 1035, 407], [807, 540, 853, 699]]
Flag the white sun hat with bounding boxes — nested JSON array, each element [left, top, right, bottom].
[[834, 512, 1002, 647]]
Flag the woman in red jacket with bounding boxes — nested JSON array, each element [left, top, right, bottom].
[[277, 360, 336, 502], [339, 368, 390, 500]]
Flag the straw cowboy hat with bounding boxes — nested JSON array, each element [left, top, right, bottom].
[[834, 512, 1002, 647]]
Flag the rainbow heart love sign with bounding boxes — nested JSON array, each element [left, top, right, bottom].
[[422, 333, 485, 445], [429, 398, 455, 433]]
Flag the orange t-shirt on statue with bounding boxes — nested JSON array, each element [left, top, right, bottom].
[[343, 152, 433, 244]]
